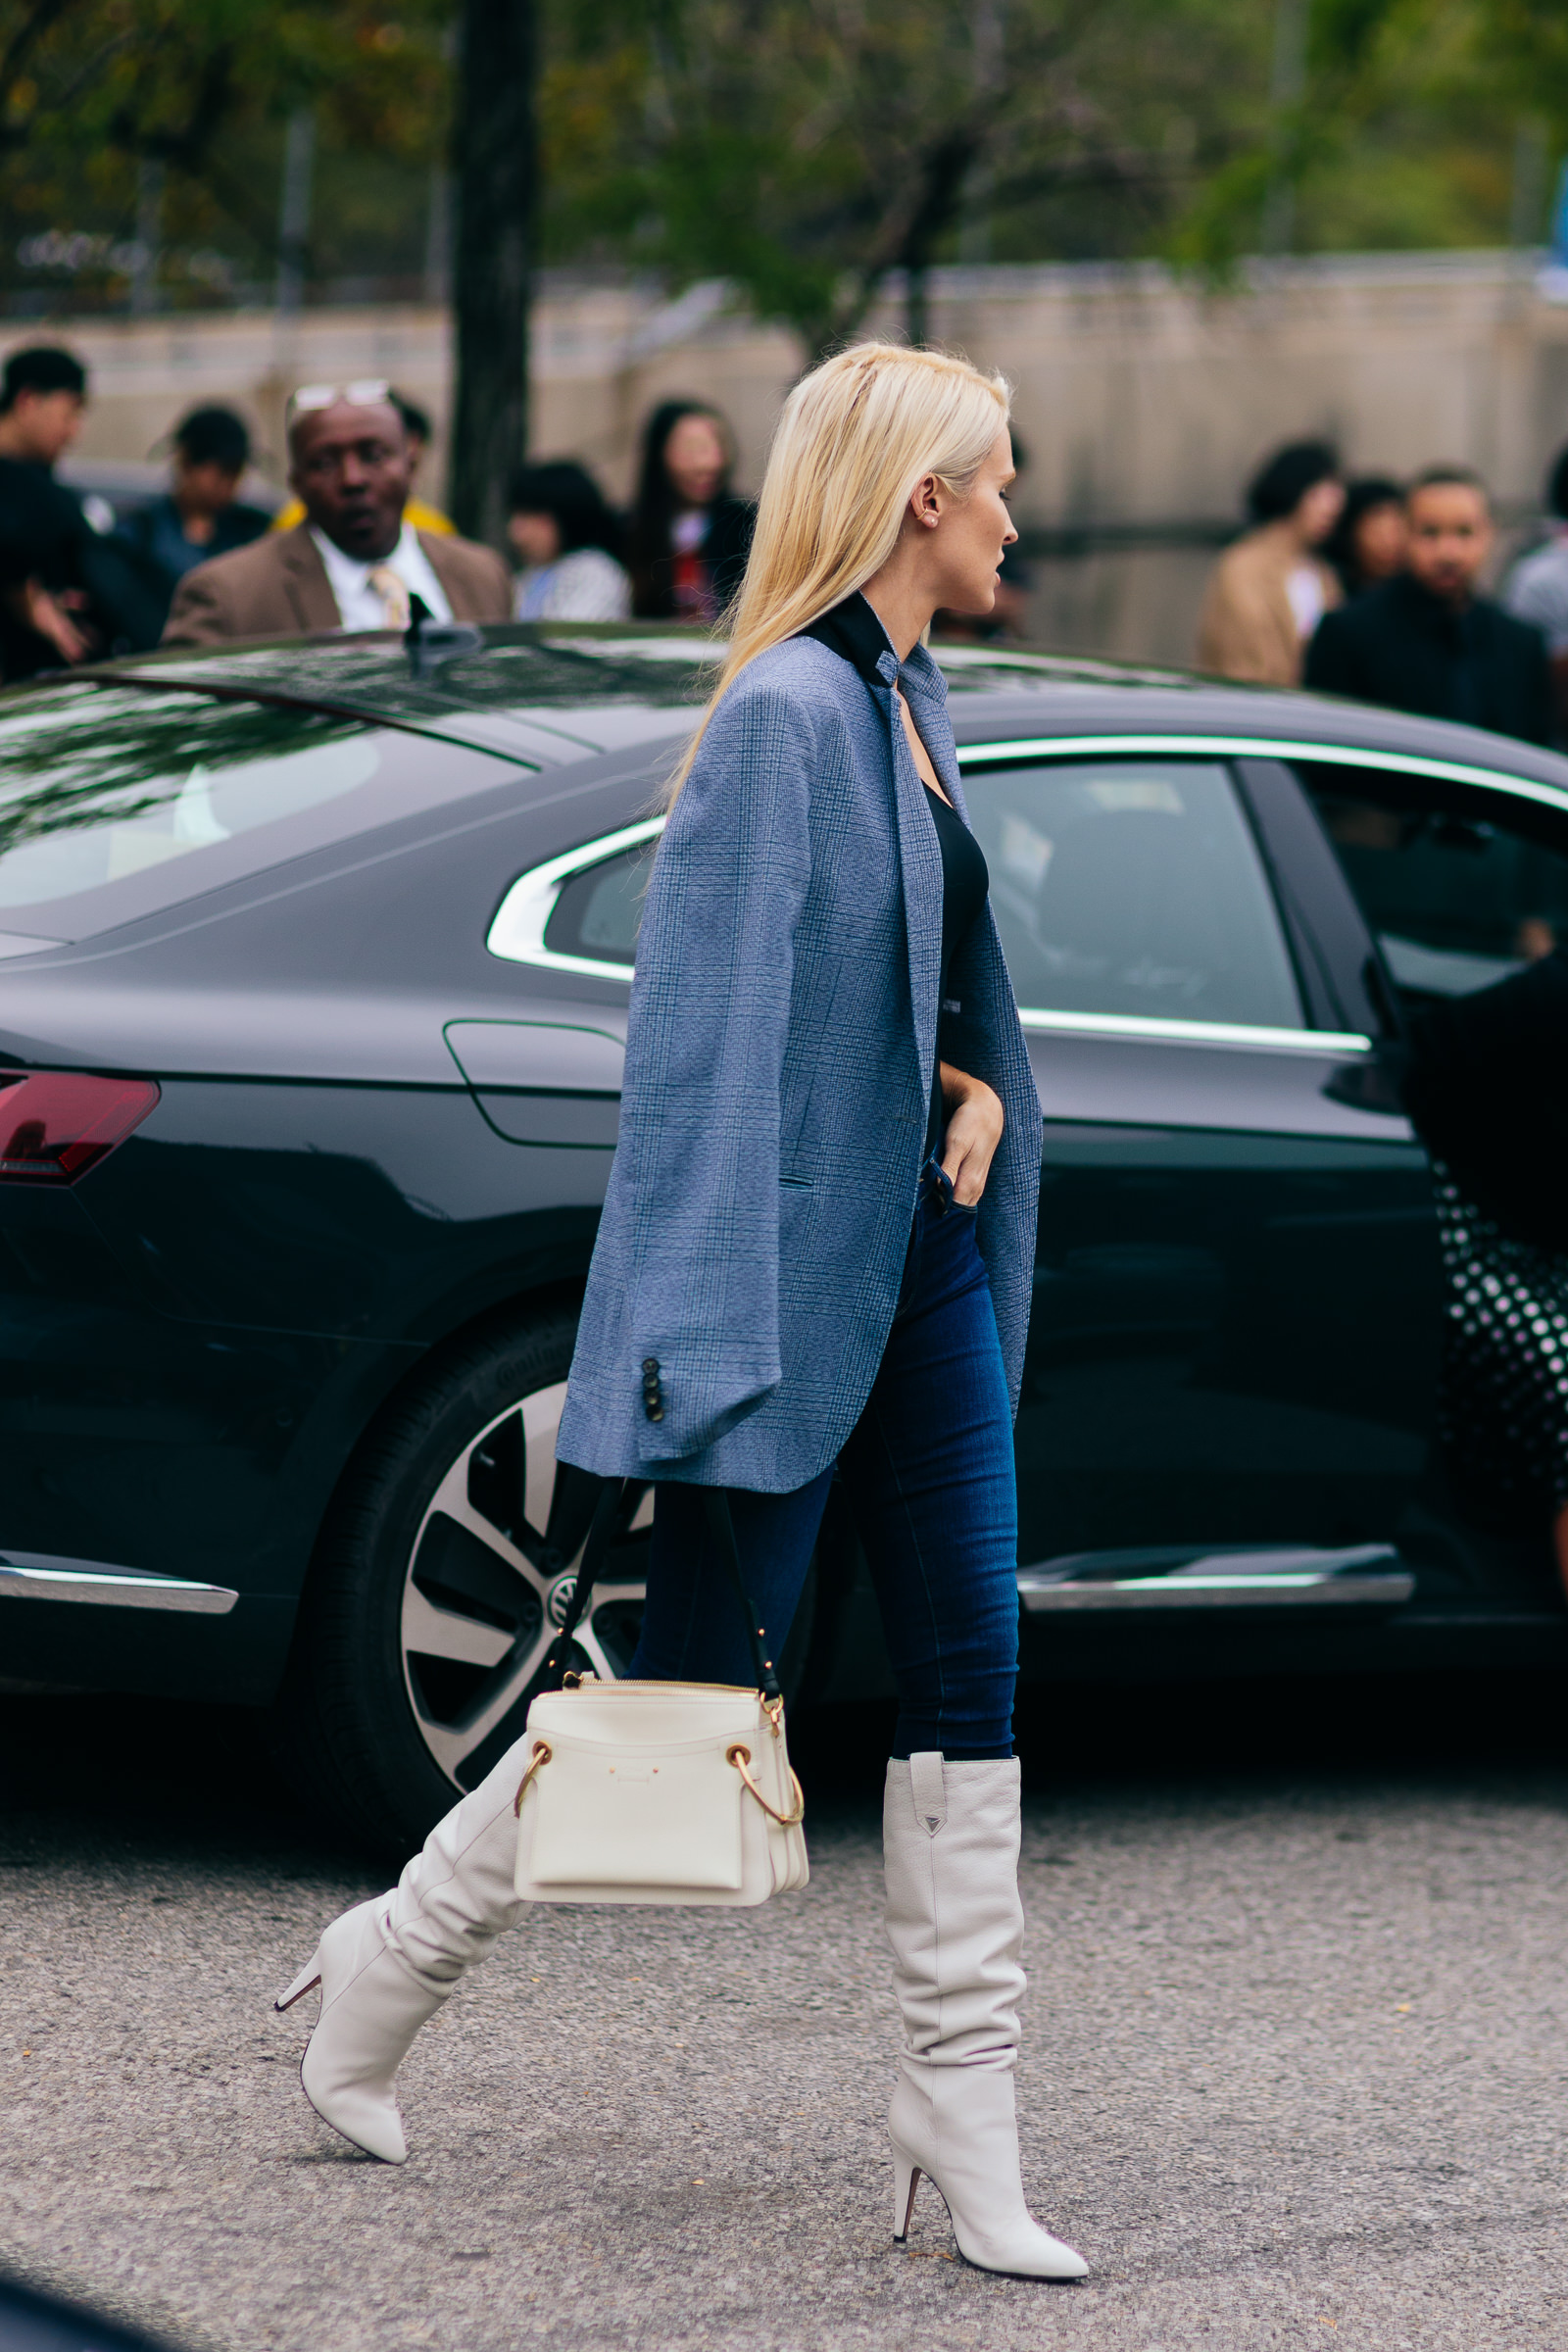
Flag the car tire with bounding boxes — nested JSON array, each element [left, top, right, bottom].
[[277, 1300, 817, 1856]]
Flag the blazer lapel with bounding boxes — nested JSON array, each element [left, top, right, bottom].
[[277, 527, 341, 632], [873, 650, 944, 1123], [419, 531, 467, 616], [900, 644, 967, 816]]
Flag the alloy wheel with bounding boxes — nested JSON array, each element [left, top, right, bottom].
[[398, 1379, 650, 1791]]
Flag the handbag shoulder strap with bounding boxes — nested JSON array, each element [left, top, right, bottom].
[[544, 1480, 781, 1703]]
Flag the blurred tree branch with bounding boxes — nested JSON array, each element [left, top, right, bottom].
[[539, 0, 1274, 351], [0, 0, 452, 272]]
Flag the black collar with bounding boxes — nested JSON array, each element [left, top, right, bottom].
[[798, 591, 900, 686]]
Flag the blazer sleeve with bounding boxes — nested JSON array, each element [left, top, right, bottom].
[[611, 679, 815, 1461], [162, 563, 232, 647]]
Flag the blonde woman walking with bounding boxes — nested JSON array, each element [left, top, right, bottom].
[[275, 343, 1087, 2282]]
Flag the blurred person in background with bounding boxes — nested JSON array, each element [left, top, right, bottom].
[[1504, 443, 1568, 741], [164, 383, 510, 644], [0, 344, 90, 675], [509, 461, 631, 620], [1306, 466, 1551, 745], [271, 390, 453, 537], [1324, 474, 1407, 600], [1403, 946, 1568, 1599], [1196, 439, 1344, 685], [118, 406, 270, 633], [0, 343, 159, 674], [626, 399, 752, 622]]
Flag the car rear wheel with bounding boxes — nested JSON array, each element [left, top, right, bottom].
[[280, 1303, 816, 1854], [279, 1304, 650, 1853]]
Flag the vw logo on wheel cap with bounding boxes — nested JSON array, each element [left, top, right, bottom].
[[546, 1572, 578, 1629]]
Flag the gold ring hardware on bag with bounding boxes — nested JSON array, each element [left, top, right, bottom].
[[513, 1739, 553, 1817], [726, 1741, 807, 1828]]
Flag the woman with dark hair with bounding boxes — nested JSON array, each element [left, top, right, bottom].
[[1196, 437, 1345, 684], [1325, 474, 1407, 600], [117, 405, 270, 632], [626, 400, 753, 622], [508, 461, 631, 621]]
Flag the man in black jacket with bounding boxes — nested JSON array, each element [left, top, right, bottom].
[[0, 343, 162, 677], [1305, 466, 1552, 745]]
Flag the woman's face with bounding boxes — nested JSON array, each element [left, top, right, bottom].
[[508, 511, 561, 565], [663, 414, 727, 509], [930, 427, 1018, 614], [1295, 475, 1346, 547], [1353, 499, 1408, 582]]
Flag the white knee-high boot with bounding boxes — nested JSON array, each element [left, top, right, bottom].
[[274, 1737, 529, 2162], [883, 1753, 1088, 2278]]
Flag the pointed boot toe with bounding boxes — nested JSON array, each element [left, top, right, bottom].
[[883, 1759, 1091, 2284], [891, 2069, 1088, 2279], [299, 2043, 409, 2164], [276, 1897, 441, 2164], [271, 1735, 535, 2164]]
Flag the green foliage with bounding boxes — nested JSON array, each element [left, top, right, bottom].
[[0, 0, 1557, 328], [0, 0, 451, 299], [540, 0, 1274, 352]]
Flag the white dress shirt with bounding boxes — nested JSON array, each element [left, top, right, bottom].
[[311, 520, 453, 631]]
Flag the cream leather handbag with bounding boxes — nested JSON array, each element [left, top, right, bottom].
[[513, 1485, 808, 1907]]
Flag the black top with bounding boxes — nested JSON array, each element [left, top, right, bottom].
[[796, 591, 992, 1157], [0, 456, 94, 679], [116, 494, 271, 632], [1403, 946, 1568, 1253], [920, 778, 990, 1154], [0, 459, 174, 672], [1304, 571, 1553, 747], [629, 493, 754, 621]]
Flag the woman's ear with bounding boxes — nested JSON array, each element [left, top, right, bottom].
[[910, 471, 942, 531]]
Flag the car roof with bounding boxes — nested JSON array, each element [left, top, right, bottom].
[[71, 618, 1568, 794]]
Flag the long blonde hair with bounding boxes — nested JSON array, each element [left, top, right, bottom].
[[667, 342, 1011, 802]]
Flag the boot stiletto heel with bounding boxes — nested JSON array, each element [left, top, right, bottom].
[[273, 1950, 323, 2012], [892, 2143, 921, 2242], [270, 1740, 529, 2164], [883, 1756, 1089, 2281]]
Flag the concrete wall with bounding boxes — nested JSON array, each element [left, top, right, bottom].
[[29, 252, 1568, 666]]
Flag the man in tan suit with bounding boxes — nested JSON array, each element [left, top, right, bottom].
[[1196, 440, 1345, 687], [164, 383, 512, 645]]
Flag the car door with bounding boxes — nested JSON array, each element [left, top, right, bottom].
[[1286, 742, 1568, 1618], [956, 741, 1440, 1671]]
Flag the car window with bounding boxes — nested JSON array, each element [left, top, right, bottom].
[[1297, 760, 1568, 1001], [0, 682, 388, 925], [960, 759, 1303, 1029], [542, 840, 654, 967]]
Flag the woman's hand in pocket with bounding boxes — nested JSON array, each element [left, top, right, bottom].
[[938, 1064, 1004, 1205]]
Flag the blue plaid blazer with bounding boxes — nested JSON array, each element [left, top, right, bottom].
[[555, 594, 1043, 1494]]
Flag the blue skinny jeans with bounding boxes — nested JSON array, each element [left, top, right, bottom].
[[628, 1159, 1020, 1759]]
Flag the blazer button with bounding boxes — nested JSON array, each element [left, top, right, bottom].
[[642, 1355, 663, 1422]]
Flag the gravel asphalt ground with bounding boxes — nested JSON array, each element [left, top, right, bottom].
[[2, 1672, 1567, 2352]]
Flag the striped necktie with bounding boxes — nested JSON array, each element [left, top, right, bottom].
[[367, 564, 411, 630]]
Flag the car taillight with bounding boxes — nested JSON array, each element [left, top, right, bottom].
[[0, 1071, 160, 1185]]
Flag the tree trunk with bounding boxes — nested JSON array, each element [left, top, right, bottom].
[[449, 0, 535, 547]]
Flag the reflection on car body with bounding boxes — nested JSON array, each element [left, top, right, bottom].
[[0, 621, 1565, 1846]]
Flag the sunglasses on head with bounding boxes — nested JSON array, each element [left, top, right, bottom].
[[286, 379, 394, 424]]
